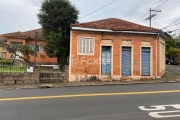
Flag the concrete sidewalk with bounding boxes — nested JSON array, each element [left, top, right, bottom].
[[1, 79, 180, 90], [1, 65, 180, 90]]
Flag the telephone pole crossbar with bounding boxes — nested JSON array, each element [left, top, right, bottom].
[[145, 8, 161, 27]]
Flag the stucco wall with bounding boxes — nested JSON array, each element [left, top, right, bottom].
[[159, 37, 166, 76]]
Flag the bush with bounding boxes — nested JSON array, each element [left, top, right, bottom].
[[0, 59, 12, 65]]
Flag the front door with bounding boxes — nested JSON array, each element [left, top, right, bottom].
[[101, 46, 111, 75]]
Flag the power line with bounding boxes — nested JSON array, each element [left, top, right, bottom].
[[79, 0, 116, 20], [158, 0, 177, 9], [155, 0, 169, 9], [133, 0, 174, 22], [162, 22, 180, 29], [168, 29, 180, 33], [172, 19, 180, 24], [83, 0, 136, 21], [161, 13, 180, 29]]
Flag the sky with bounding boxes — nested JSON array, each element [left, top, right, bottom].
[[0, 0, 180, 36]]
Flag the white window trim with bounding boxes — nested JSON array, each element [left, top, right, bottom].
[[120, 45, 133, 76], [77, 37, 95, 55], [29, 44, 43, 53], [140, 45, 152, 77]]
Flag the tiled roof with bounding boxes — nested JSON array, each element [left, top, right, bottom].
[[2, 28, 44, 40], [0, 34, 6, 41], [71, 18, 161, 32]]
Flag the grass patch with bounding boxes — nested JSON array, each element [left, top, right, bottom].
[[174, 72, 180, 76], [162, 72, 169, 79]]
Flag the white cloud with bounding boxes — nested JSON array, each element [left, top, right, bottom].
[[0, 0, 179, 35]]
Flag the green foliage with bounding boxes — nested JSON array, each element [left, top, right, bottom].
[[19, 45, 36, 62], [0, 59, 12, 65], [176, 41, 180, 48], [43, 30, 69, 69], [37, 0, 79, 37], [168, 47, 180, 56], [166, 38, 180, 60], [0, 42, 35, 64], [0, 66, 25, 72], [37, 0, 79, 70]]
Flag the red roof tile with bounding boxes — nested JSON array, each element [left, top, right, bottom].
[[2, 28, 44, 40], [0, 34, 6, 41], [71, 18, 161, 32]]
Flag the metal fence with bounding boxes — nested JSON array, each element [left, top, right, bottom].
[[40, 71, 63, 83], [0, 64, 25, 72]]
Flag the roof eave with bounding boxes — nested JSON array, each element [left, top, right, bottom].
[[160, 32, 172, 40], [71, 27, 161, 35]]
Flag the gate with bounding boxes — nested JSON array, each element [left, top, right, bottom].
[[40, 71, 63, 83]]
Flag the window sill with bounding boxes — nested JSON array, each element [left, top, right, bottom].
[[77, 53, 94, 56]]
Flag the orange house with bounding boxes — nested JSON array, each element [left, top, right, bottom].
[[69, 18, 171, 82], [1, 28, 57, 64]]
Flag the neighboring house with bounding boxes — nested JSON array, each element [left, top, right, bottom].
[[0, 35, 4, 58], [69, 18, 171, 82], [1, 28, 57, 64]]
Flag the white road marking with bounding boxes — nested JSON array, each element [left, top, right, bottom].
[[139, 104, 180, 118], [139, 104, 180, 111], [149, 110, 180, 118], [139, 106, 166, 111]]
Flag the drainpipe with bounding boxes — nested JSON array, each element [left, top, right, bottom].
[[155, 33, 160, 79]]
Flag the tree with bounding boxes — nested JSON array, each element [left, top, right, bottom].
[[0, 42, 35, 64], [166, 38, 180, 61], [37, 0, 79, 70], [43, 30, 69, 70]]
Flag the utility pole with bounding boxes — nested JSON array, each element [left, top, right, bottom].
[[145, 8, 161, 27], [34, 32, 38, 65]]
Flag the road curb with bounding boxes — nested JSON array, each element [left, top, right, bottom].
[[0, 80, 180, 90]]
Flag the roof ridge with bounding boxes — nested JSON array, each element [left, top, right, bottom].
[[72, 18, 161, 32], [116, 18, 161, 31], [74, 18, 115, 25], [21, 28, 42, 34], [2, 28, 42, 35]]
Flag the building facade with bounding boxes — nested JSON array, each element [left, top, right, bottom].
[[0, 28, 57, 64], [69, 18, 170, 82]]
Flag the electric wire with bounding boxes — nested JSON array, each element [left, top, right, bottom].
[[133, 0, 175, 22], [83, 0, 136, 21], [79, 0, 117, 20]]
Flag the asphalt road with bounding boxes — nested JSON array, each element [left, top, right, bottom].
[[1, 83, 180, 120], [166, 64, 180, 71]]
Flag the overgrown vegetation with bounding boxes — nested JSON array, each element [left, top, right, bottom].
[[0, 59, 12, 65]]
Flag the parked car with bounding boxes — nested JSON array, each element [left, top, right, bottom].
[[166, 58, 177, 65]]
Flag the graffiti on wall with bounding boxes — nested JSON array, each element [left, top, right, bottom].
[[71, 55, 99, 81]]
